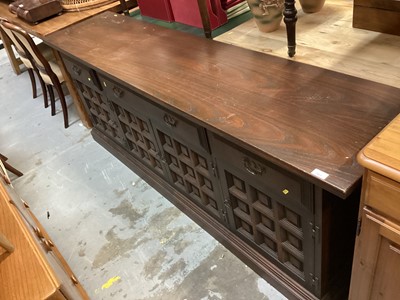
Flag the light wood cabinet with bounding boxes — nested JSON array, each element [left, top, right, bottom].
[[349, 114, 400, 300], [0, 162, 89, 300]]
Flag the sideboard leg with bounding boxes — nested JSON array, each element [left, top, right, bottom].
[[283, 0, 297, 58]]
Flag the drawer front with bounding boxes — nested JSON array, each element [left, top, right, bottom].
[[99, 75, 209, 153], [210, 134, 303, 203], [62, 55, 102, 92], [365, 171, 400, 222]]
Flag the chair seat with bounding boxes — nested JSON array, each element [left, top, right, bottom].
[[40, 60, 64, 86]]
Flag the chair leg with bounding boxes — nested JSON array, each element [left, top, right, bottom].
[[27, 68, 37, 99], [0, 155, 23, 177], [54, 82, 69, 128], [48, 85, 56, 116], [34, 69, 48, 108], [40, 77, 48, 108]]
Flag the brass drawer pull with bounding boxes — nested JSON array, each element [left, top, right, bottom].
[[72, 65, 81, 76], [389, 244, 400, 255], [71, 274, 79, 285], [243, 157, 265, 176], [112, 86, 124, 98], [163, 114, 177, 127]]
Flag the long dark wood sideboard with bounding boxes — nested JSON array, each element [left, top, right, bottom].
[[44, 12, 400, 300]]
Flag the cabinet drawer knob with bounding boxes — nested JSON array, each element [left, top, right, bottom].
[[72, 65, 81, 76], [163, 114, 177, 127], [113, 86, 124, 98], [243, 157, 265, 176]]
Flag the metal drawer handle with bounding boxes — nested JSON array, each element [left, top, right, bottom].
[[243, 157, 265, 176], [72, 65, 81, 76], [113, 86, 124, 98], [71, 274, 79, 285], [163, 114, 177, 127]]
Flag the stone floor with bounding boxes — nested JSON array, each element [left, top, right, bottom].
[[0, 43, 286, 299]]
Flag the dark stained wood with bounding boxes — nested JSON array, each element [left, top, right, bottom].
[[91, 128, 320, 300], [44, 11, 400, 198]]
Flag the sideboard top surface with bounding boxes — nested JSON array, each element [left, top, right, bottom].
[[45, 12, 400, 198]]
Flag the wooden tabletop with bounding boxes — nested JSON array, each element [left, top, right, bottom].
[[44, 12, 400, 198], [358, 114, 400, 183], [0, 0, 121, 37]]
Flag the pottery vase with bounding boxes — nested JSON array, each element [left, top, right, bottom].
[[299, 0, 326, 13], [246, 0, 285, 33]]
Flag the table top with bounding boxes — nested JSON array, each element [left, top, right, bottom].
[[0, 0, 120, 37], [44, 12, 400, 198], [358, 114, 400, 183]]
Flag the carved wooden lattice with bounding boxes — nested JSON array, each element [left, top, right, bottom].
[[112, 104, 165, 177], [158, 130, 221, 219], [225, 171, 305, 279], [76, 81, 124, 144]]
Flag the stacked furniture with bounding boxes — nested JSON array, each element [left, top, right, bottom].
[[137, 0, 247, 29], [44, 12, 400, 299], [349, 114, 400, 299], [0, 161, 89, 299]]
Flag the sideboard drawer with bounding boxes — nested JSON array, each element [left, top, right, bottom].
[[99, 75, 209, 153], [365, 171, 400, 222], [210, 134, 303, 203], [63, 55, 102, 92]]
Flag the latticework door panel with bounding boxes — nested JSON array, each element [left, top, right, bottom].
[[224, 170, 311, 281], [111, 102, 166, 178], [76, 81, 124, 144], [157, 130, 222, 220]]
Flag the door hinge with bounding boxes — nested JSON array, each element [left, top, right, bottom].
[[220, 209, 228, 223], [211, 162, 219, 178], [356, 218, 362, 236], [309, 273, 320, 291], [309, 222, 320, 243], [224, 198, 232, 208]]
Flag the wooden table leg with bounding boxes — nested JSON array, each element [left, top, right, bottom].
[[197, 0, 212, 39], [0, 28, 22, 75], [283, 0, 297, 58], [52, 49, 93, 129]]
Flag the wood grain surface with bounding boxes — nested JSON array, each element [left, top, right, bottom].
[[44, 12, 400, 198], [0, 0, 121, 37], [358, 114, 400, 183], [0, 183, 62, 300]]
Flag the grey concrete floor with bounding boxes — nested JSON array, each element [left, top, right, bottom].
[[0, 48, 287, 300]]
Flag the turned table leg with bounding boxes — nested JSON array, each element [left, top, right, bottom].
[[284, 0, 297, 57]]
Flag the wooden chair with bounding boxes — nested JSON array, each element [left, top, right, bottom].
[[0, 20, 69, 128], [0, 17, 48, 103], [0, 154, 23, 178]]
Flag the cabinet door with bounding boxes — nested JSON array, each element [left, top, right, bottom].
[[350, 207, 400, 300], [209, 134, 315, 290], [99, 77, 170, 181], [150, 111, 225, 222], [62, 56, 125, 145]]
